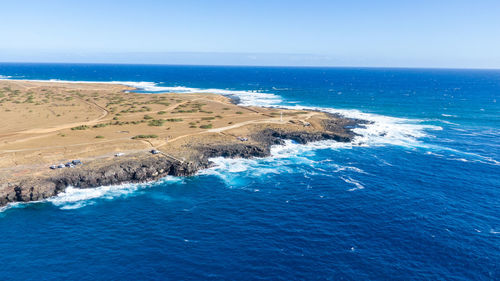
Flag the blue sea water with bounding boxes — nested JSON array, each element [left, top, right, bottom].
[[0, 63, 499, 280]]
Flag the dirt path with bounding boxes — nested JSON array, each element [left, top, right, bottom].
[[15, 94, 109, 135]]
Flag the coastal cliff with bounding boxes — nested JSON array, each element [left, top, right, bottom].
[[0, 80, 366, 208], [0, 117, 361, 207]]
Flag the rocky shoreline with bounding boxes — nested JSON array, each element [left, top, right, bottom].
[[0, 116, 362, 207]]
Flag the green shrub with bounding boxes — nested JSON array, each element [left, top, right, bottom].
[[199, 124, 213, 129], [132, 134, 158, 139], [71, 125, 90, 130], [95, 135, 104, 139], [148, 119, 165, 126], [143, 115, 153, 120], [166, 118, 183, 122], [92, 123, 109, 128]]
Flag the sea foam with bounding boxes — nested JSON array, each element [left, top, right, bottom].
[[46, 176, 183, 210]]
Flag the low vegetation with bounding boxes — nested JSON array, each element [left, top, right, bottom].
[[71, 125, 90, 130], [132, 134, 158, 139], [165, 118, 183, 122], [199, 124, 213, 129], [148, 119, 165, 126]]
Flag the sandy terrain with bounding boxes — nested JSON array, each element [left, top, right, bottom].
[[0, 80, 331, 183]]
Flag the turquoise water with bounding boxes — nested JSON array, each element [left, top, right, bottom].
[[0, 64, 499, 280]]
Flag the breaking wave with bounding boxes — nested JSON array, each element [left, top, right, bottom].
[[47, 176, 182, 210], [0, 176, 183, 212]]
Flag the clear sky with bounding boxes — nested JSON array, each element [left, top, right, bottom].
[[1, 0, 499, 68]]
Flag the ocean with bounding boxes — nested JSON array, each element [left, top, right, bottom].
[[0, 63, 498, 280]]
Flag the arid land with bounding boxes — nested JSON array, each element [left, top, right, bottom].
[[0, 80, 361, 206]]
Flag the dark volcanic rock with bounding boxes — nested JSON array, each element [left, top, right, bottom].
[[0, 115, 362, 207], [52, 157, 202, 190], [196, 143, 269, 160], [253, 128, 352, 145]]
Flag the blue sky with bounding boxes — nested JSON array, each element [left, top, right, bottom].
[[1, 0, 499, 68]]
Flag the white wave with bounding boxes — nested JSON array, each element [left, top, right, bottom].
[[47, 176, 181, 210], [0, 75, 12, 79], [334, 165, 368, 174], [341, 176, 365, 191], [438, 120, 459, 125], [425, 144, 500, 166], [47, 184, 139, 209], [277, 105, 442, 148], [271, 139, 352, 158], [0, 202, 25, 214], [199, 140, 366, 188]]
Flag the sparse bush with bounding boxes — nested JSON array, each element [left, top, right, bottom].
[[71, 125, 90, 130], [93, 123, 109, 128], [132, 134, 158, 139], [95, 135, 104, 139], [148, 119, 165, 126], [144, 114, 153, 120], [199, 124, 213, 129]]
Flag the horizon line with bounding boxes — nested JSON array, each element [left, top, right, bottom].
[[1, 61, 499, 71]]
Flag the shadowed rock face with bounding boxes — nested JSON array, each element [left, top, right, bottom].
[[0, 116, 362, 207], [52, 157, 201, 189]]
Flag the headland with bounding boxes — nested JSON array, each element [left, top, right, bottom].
[[0, 80, 361, 206]]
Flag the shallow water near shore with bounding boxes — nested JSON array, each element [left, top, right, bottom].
[[0, 64, 499, 280]]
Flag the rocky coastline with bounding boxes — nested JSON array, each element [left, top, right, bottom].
[[0, 116, 362, 207]]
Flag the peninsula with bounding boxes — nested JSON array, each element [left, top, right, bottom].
[[0, 80, 360, 207]]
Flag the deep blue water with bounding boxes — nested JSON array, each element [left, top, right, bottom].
[[0, 63, 499, 280]]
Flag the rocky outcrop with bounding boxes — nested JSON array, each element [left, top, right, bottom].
[[0, 157, 204, 207], [0, 116, 362, 207]]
